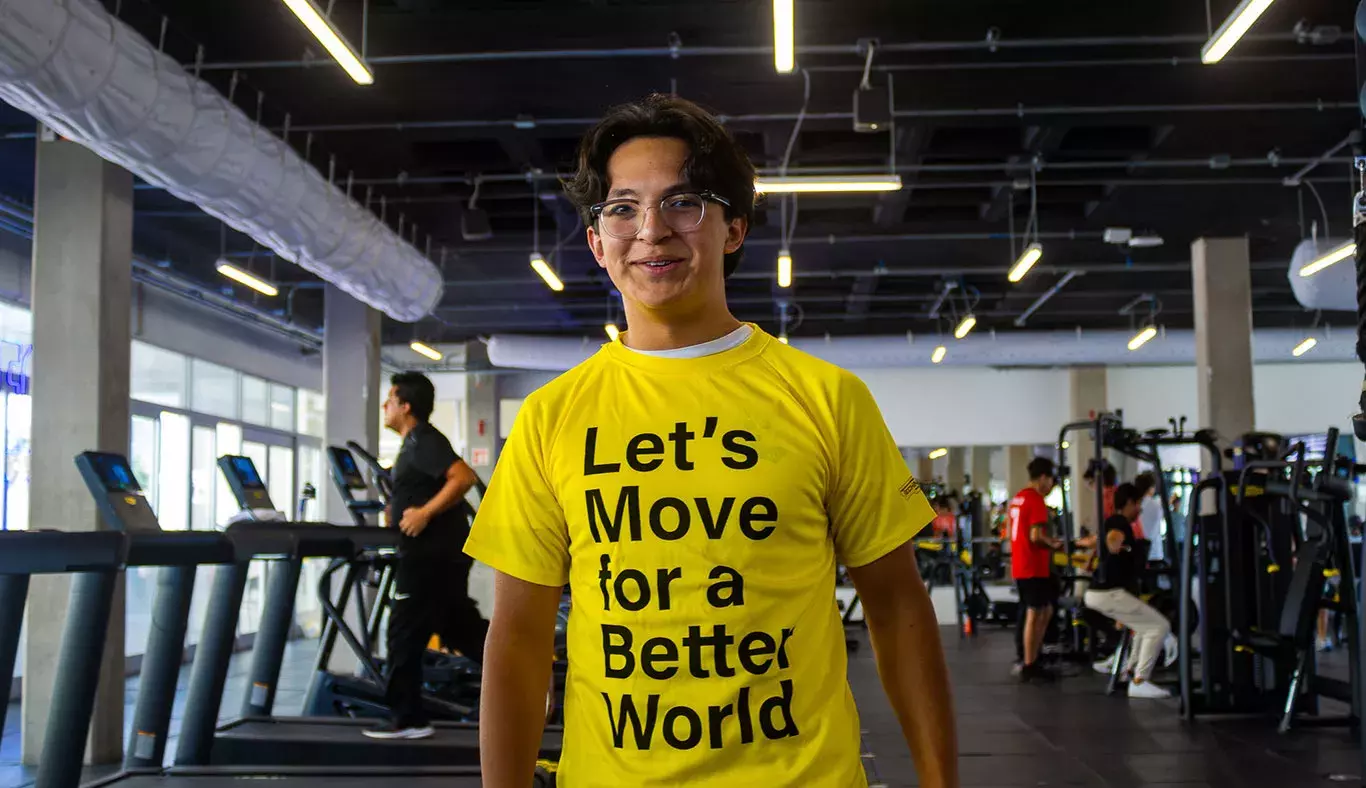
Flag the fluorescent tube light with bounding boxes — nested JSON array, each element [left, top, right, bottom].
[[928, 448, 948, 460], [1201, 0, 1277, 64], [1128, 326, 1158, 351], [773, 0, 795, 73], [777, 250, 793, 288], [931, 345, 946, 364], [1292, 337, 1317, 357], [1298, 241, 1355, 277], [409, 341, 442, 361], [530, 253, 564, 292], [216, 261, 278, 297], [281, 0, 374, 85], [778, 333, 789, 345], [954, 315, 976, 340], [754, 175, 902, 194], [1008, 243, 1043, 283], [605, 323, 620, 342]]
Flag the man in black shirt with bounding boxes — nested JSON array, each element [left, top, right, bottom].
[[365, 371, 490, 739], [1082, 483, 1171, 699]]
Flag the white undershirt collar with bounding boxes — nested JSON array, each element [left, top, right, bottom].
[[622, 324, 754, 359]]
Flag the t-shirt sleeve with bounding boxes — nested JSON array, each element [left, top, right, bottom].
[[414, 428, 460, 479], [826, 373, 936, 568], [462, 397, 570, 587]]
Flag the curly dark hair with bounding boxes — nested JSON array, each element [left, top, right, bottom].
[[562, 94, 757, 277]]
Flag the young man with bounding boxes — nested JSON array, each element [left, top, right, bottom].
[[1082, 483, 1172, 699], [1132, 471, 1161, 549], [464, 95, 958, 787], [1009, 457, 1062, 682], [365, 371, 488, 739], [931, 498, 957, 540]]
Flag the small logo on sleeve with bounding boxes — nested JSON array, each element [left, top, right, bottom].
[[898, 476, 922, 499]]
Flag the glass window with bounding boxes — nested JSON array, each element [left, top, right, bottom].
[[270, 384, 295, 432], [131, 342, 187, 408], [5, 392, 29, 531], [215, 422, 243, 525], [130, 415, 158, 510], [158, 412, 190, 531], [269, 445, 295, 519], [190, 426, 215, 530], [297, 389, 325, 438], [298, 444, 323, 522], [191, 359, 239, 420], [241, 375, 269, 426]]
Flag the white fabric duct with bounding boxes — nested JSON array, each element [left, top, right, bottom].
[[1288, 238, 1356, 312], [487, 328, 1355, 371], [0, 0, 442, 322]]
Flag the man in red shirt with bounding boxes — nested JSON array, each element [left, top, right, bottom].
[[1009, 456, 1063, 681]]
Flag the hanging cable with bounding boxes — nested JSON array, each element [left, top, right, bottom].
[[1304, 180, 1332, 240]]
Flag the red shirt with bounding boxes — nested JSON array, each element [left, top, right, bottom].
[[931, 513, 956, 538], [1009, 488, 1053, 579]]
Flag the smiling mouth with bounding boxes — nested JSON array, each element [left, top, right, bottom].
[[632, 258, 684, 269]]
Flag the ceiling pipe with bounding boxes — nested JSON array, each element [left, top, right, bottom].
[[1015, 270, 1084, 327], [283, 101, 1355, 135], [434, 286, 1279, 315], [1281, 131, 1362, 186], [805, 52, 1352, 73], [442, 261, 1290, 284], [487, 326, 1352, 372], [0, 194, 322, 348], [195, 32, 1307, 71]]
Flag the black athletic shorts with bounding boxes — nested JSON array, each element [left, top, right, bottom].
[[1016, 577, 1058, 610]]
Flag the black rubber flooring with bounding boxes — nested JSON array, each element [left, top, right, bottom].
[[851, 626, 1365, 787], [6, 628, 1365, 786]]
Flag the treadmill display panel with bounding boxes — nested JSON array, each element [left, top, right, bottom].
[[91, 453, 141, 492], [228, 456, 265, 489]]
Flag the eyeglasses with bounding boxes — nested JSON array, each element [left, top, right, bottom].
[[589, 191, 731, 240]]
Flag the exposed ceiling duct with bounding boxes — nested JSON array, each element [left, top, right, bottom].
[[1288, 238, 1356, 312], [487, 328, 1354, 371], [0, 0, 442, 322]]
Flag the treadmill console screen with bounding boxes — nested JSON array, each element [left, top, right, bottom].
[[227, 456, 265, 489], [328, 447, 367, 489], [90, 453, 141, 492]]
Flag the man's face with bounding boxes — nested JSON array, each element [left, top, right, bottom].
[[1122, 499, 1142, 521], [1039, 476, 1056, 496], [587, 136, 747, 315], [381, 385, 407, 431]]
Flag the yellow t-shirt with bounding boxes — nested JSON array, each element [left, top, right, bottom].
[[464, 325, 934, 787]]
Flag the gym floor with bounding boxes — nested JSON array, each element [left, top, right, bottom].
[[3, 629, 1361, 787]]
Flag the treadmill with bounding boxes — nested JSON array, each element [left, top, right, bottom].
[[37, 450, 491, 788], [192, 455, 562, 768], [0, 528, 126, 742]]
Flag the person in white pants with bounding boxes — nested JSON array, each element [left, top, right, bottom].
[[1083, 483, 1172, 699]]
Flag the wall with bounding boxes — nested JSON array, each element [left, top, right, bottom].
[[855, 367, 1072, 447]]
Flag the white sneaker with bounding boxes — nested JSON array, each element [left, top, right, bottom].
[[1128, 680, 1171, 699], [1163, 633, 1179, 667], [1093, 655, 1116, 674]]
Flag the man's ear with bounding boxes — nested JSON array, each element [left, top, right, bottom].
[[724, 216, 748, 255], [587, 225, 607, 269]]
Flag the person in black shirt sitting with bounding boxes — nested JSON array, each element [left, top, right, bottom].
[[1082, 483, 1172, 700], [366, 371, 490, 739]]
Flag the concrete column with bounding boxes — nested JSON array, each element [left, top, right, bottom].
[[465, 372, 499, 476], [1005, 445, 1032, 499], [1192, 237, 1256, 452], [1069, 366, 1108, 532], [916, 453, 933, 484], [970, 447, 992, 496], [947, 448, 967, 495], [23, 135, 133, 764], [323, 284, 381, 522]]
